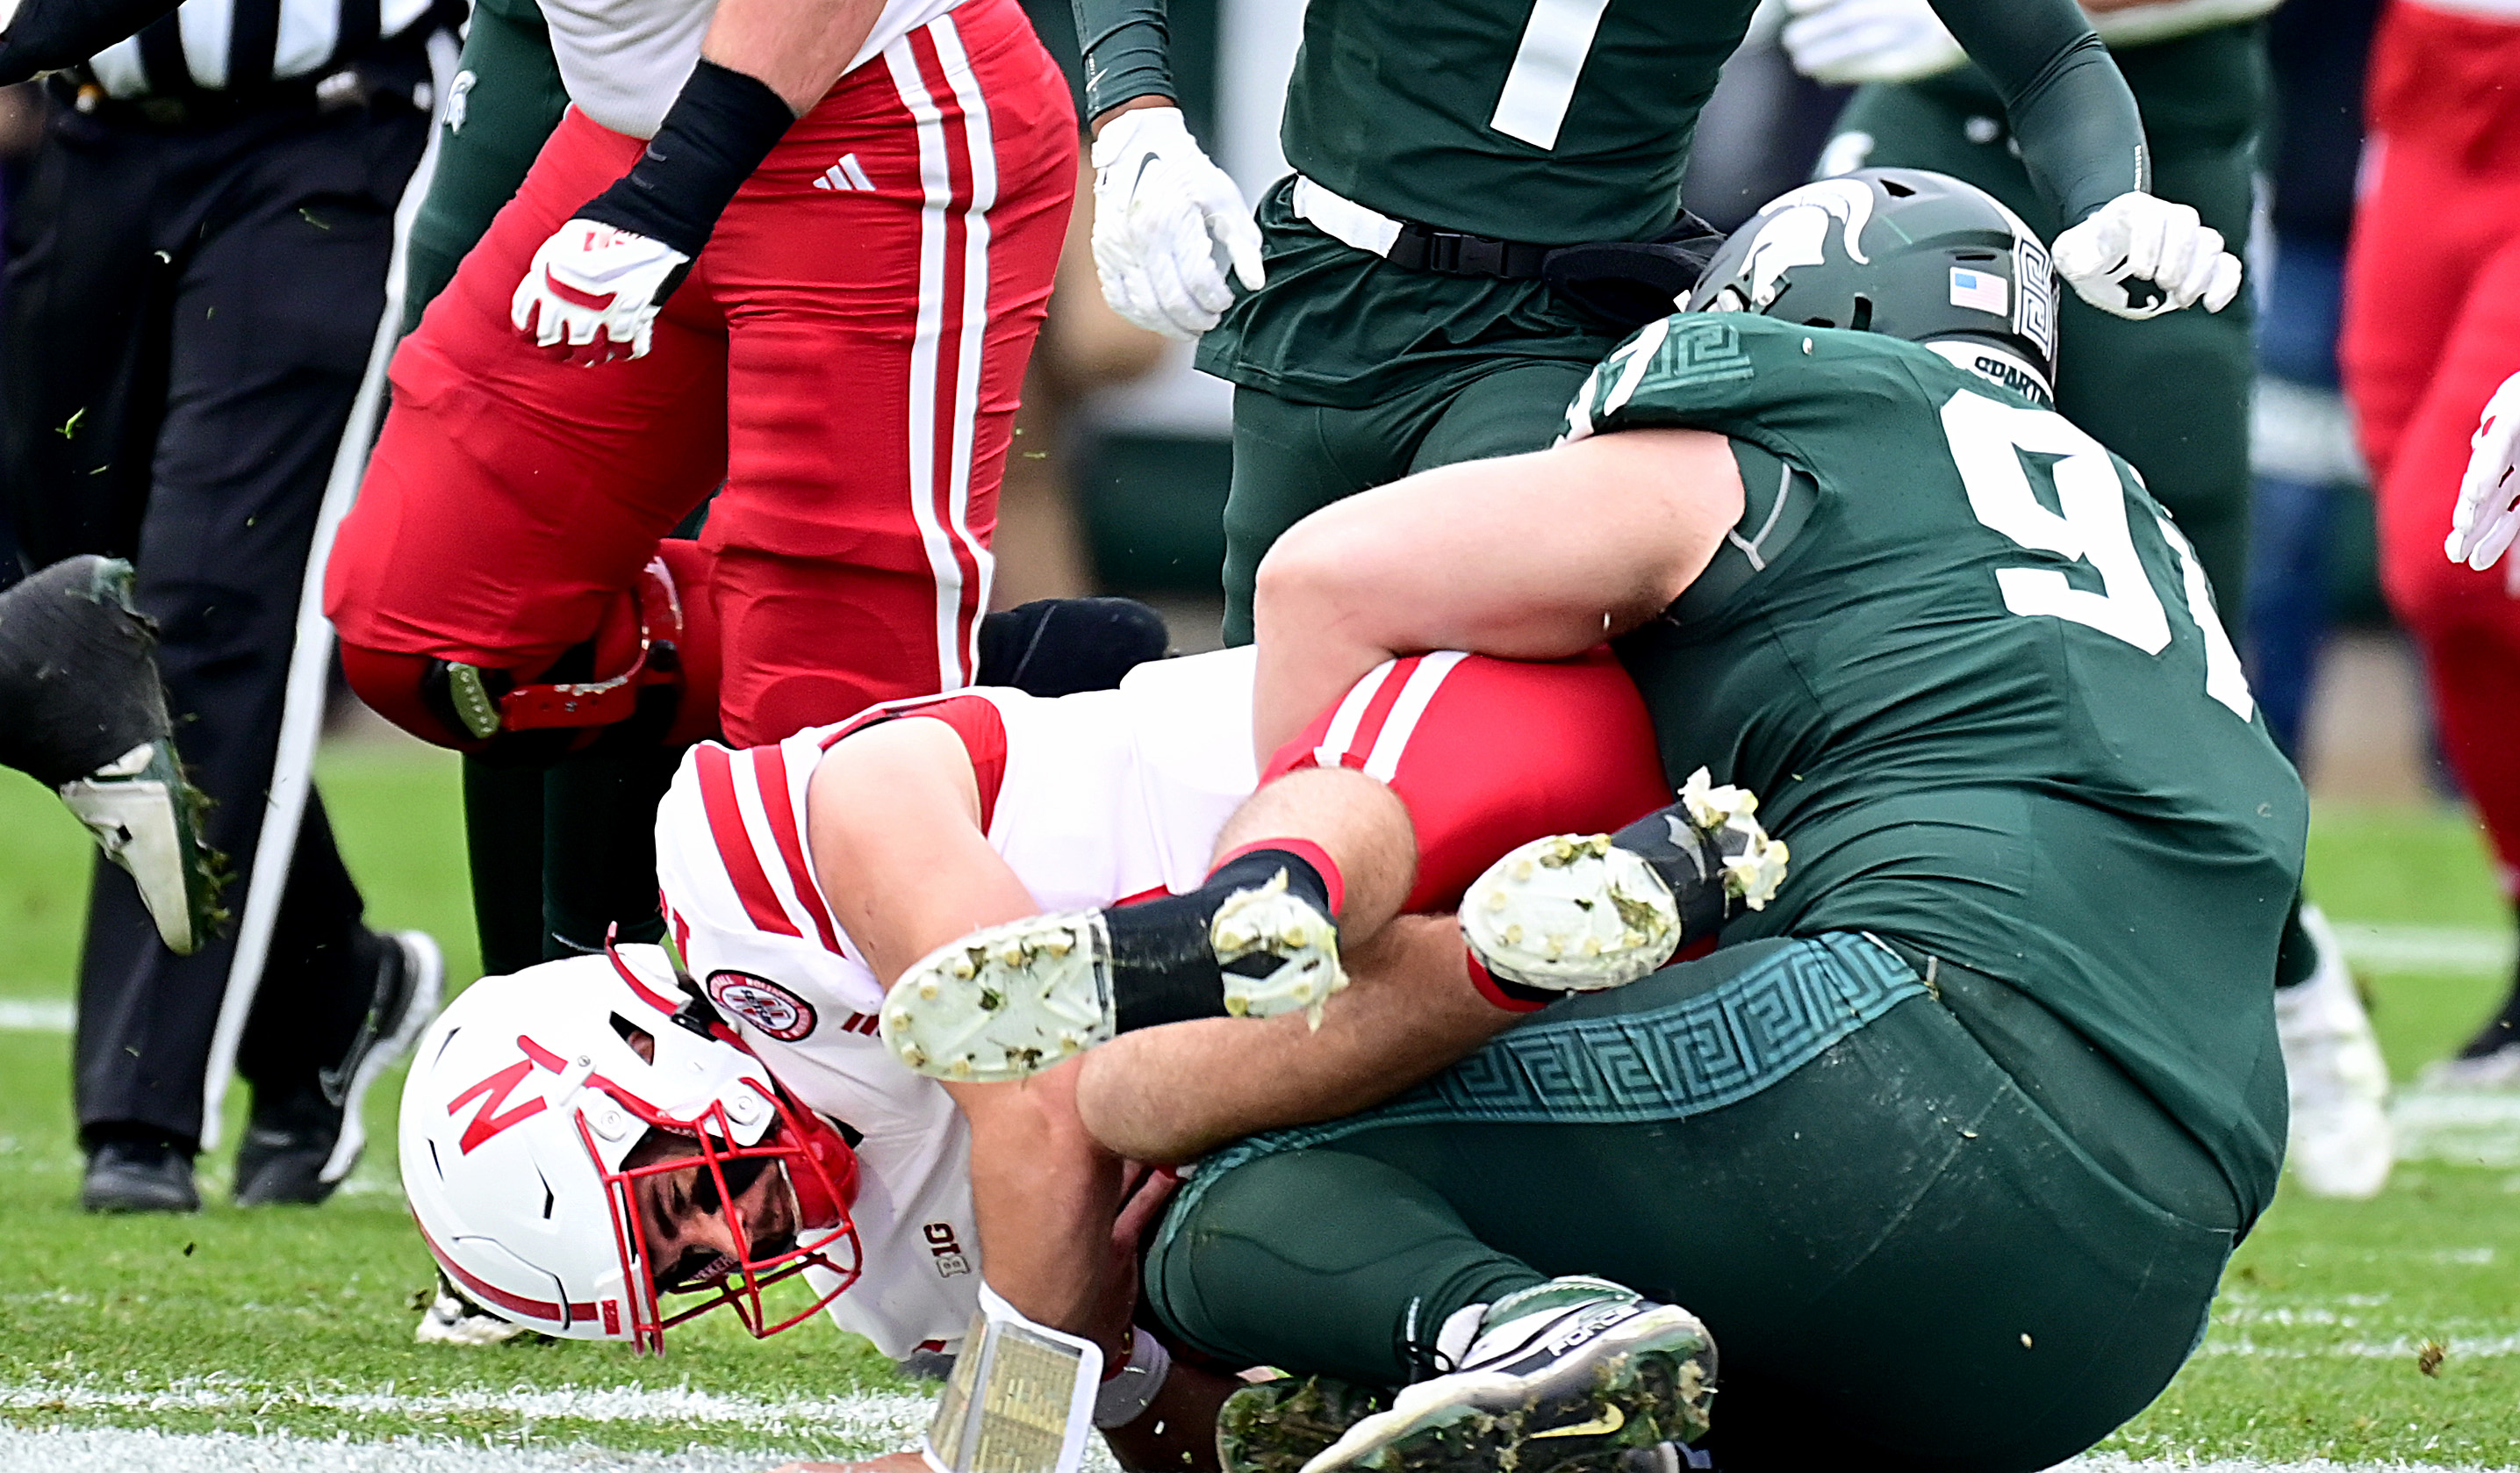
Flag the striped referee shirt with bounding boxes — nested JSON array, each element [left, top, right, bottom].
[[84, 0, 437, 98]]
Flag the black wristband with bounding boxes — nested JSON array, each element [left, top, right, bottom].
[[577, 59, 797, 261]]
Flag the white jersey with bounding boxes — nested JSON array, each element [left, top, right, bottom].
[[654, 649, 1260, 1357], [544, 0, 965, 140]]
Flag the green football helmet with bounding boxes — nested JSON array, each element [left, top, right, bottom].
[[1686, 169, 2060, 400]]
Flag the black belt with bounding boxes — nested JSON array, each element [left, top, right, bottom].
[[1385, 222, 1554, 280]]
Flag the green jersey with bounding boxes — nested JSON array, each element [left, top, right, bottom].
[[1576, 314, 2304, 1218], [1075, 0, 2149, 408]]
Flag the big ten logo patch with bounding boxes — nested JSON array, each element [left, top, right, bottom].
[[705, 971, 820, 1042], [923, 1222, 972, 1277]]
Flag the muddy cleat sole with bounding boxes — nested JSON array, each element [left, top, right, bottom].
[[1462, 835, 1680, 993], [884, 884, 1350, 1083], [1212, 871, 1347, 1021], [59, 737, 226, 955], [1465, 768, 1786, 995], [1220, 1376, 1392, 1473], [1302, 1297, 1715, 1473], [884, 912, 1119, 1082]]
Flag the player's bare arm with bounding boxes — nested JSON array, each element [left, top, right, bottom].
[[1250, 428, 1743, 758], [801, 719, 1135, 1337]]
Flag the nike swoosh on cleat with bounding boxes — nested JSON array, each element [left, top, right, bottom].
[[1532, 1405, 1625, 1440]]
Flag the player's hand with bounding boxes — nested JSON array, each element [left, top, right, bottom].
[[760, 1455, 929, 1473], [1779, 0, 1964, 85], [511, 219, 693, 365], [1089, 104, 1263, 341], [2445, 372, 2520, 579], [2052, 190, 2244, 320]]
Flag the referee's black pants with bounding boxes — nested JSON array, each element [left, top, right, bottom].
[[1, 82, 428, 1151]]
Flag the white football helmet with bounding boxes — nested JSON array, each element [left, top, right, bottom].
[[398, 944, 862, 1352]]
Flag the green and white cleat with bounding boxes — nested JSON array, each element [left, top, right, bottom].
[[1463, 767, 1786, 994], [0, 556, 226, 954], [1219, 1376, 1392, 1473], [1299, 1277, 1716, 1473]]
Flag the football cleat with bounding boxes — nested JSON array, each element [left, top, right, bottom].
[[236, 930, 444, 1204], [1220, 1376, 1392, 1473], [1300, 1276, 1715, 1473], [882, 878, 1346, 1084], [2275, 906, 2392, 1199], [1462, 768, 1786, 993], [414, 1268, 545, 1347], [0, 556, 226, 954], [60, 739, 224, 956], [2421, 963, 2520, 1092], [2422, 1041, 2520, 1091]]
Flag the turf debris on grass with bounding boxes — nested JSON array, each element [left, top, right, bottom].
[[4, 748, 2520, 1465]]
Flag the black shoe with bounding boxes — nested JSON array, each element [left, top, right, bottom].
[[82, 1131, 200, 1214], [976, 597, 1170, 696], [234, 930, 444, 1205], [0, 556, 226, 953]]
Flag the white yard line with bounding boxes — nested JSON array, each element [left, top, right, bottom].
[[0, 998, 73, 1032], [2330, 923, 2514, 976], [0, 1380, 935, 1440], [0, 1427, 2501, 1473]]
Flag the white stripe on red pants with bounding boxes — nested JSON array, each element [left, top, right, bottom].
[[327, 0, 1075, 745]]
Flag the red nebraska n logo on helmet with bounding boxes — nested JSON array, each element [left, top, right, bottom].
[[448, 1036, 567, 1153]]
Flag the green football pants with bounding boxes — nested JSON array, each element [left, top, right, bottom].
[[1147, 933, 2238, 1473], [1827, 24, 2267, 617], [400, 0, 570, 336], [390, 0, 669, 976], [1219, 358, 1594, 645]]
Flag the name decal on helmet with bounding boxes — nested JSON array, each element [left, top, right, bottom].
[[449, 1035, 571, 1153]]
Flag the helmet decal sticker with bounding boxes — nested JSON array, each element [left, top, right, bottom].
[[1739, 178, 1875, 308], [448, 1035, 571, 1153], [706, 970, 821, 1042]]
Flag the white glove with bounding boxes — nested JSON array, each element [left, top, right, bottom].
[[511, 219, 692, 365], [2445, 371, 2520, 578], [1779, 0, 1964, 85], [2051, 190, 2244, 320], [1089, 106, 1264, 341]]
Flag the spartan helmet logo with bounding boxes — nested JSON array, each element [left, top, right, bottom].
[[1733, 178, 1876, 310]]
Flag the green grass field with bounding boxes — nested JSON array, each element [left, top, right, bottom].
[[3, 744, 2519, 1466]]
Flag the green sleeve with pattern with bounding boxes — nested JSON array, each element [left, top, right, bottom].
[[1071, 0, 1174, 120], [1925, 0, 2150, 226]]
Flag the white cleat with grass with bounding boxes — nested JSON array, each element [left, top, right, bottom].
[[881, 876, 1348, 1083], [2278, 905, 2393, 1198], [1463, 768, 1787, 994]]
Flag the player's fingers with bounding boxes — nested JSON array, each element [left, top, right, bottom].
[[2156, 222, 2211, 306], [2122, 200, 2176, 283], [2470, 519, 2518, 572], [1142, 221, 1221, 336], [2201, 252, 2244, 313], [1217, 209, 1267, 292]]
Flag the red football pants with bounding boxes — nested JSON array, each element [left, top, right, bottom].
[[2342, 27, 2520, 890], [1266, 649, 1676, 916], [327, 0, 1075, 746]]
